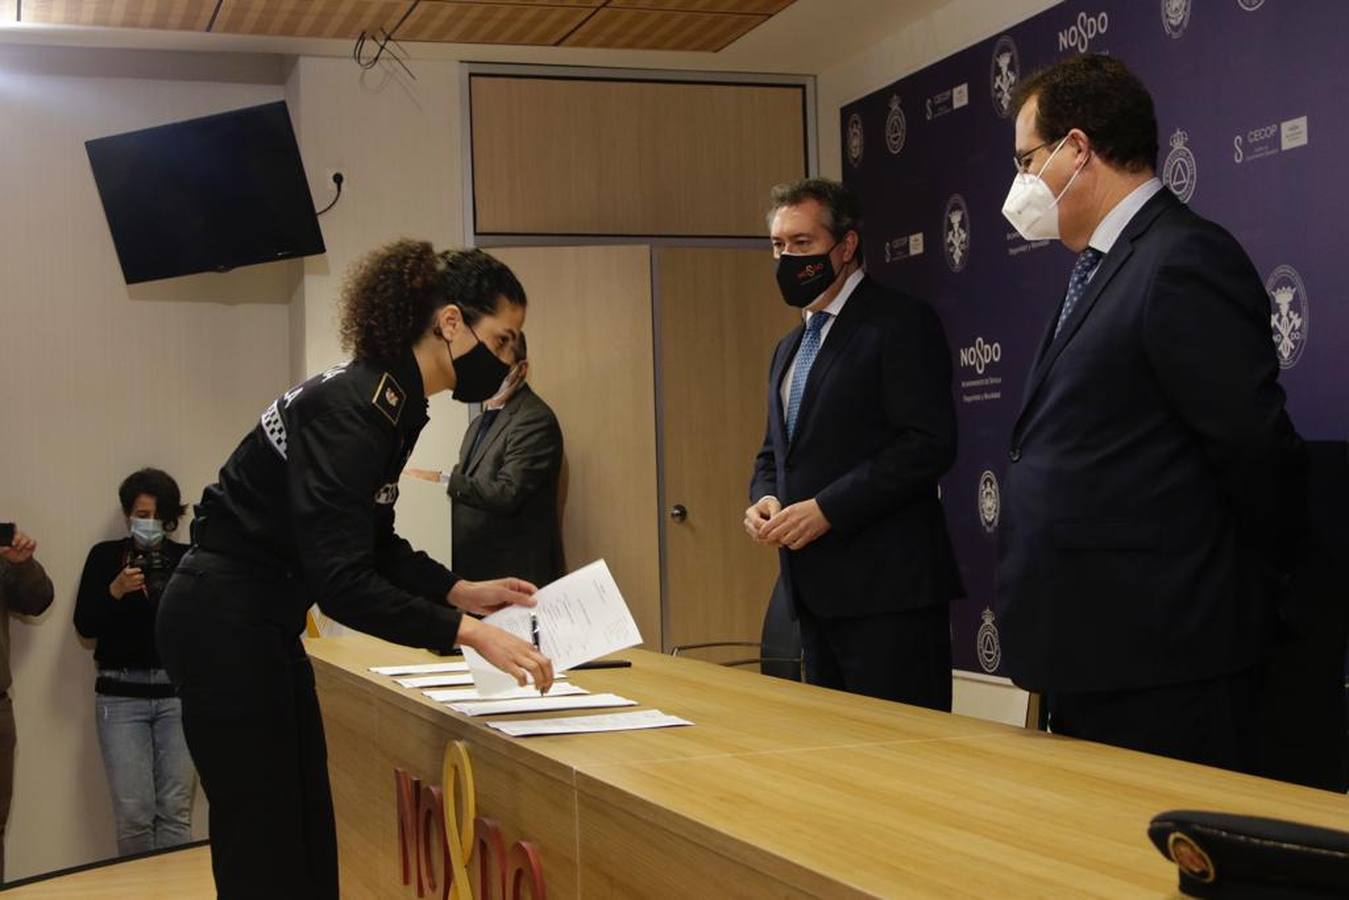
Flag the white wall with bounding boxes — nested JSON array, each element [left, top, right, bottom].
[[0, 47, 292, 880], [286, 56, 469, 590], [815, 0, 1064, 723]]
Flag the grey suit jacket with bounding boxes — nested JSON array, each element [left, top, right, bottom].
[[448, 385, 564, 587]]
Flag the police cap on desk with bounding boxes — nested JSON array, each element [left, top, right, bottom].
[[1148, 810, 1349, 898]]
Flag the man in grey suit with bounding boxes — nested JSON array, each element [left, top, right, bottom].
[[436, 333, 565, 588]]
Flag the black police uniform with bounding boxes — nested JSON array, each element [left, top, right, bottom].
[[157, 352, 463, 900]]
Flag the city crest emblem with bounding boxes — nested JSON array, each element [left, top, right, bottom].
[[977, 469, 1000, 534], [885, 94, 906, 155], [1163, 129, 1197, 203], [846, 112, 864, 168], [990, 35, 1019, 118], [1266, 264, 1309, 369], [977, 608, 1002, 674], [1161, 0, 1191, 39], [943, 194, 970, 273]]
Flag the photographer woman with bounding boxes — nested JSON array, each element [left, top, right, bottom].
[[74, 468, 195, 856]]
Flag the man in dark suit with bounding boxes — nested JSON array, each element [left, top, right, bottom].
[[995, 55, 1304, 772], [411, 333, 564, 588], [744, 178, 961, 709]]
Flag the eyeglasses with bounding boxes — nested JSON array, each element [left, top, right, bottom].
[[1013, 137, 1060, 174]]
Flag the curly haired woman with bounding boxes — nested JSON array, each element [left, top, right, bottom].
[[156, 241, 553, 899]]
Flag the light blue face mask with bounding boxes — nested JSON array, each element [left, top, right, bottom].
[[129, 517, 164, 548]]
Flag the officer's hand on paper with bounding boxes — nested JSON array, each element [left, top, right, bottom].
[[449, 577, 538, 615], [457, 617, 554, 692]]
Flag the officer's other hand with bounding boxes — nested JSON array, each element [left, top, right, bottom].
[[449, 578, 538, 615], [743, 496, 782, 543], [110, 566, 145, 599], [402, 467, 443, 484], [457, 618, 554, 692], [0, 529, 37, 565]]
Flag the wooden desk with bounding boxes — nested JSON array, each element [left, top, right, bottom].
[[308, 635, 1349, 898]]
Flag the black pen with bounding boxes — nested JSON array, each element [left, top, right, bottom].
[[529, 613, 541, 651]]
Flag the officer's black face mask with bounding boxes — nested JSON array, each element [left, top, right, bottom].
[[440, 312, 512, 404], [775, 241, 842, 309]]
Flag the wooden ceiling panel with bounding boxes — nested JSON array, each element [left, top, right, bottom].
[[420, 0, 602, 7], [399, 2, 591, 45], [18, 0, 796, 51], [562, 8, 767, 52], [212, 0, 412, 39], [21, 0, 215, 30], [608, 0, 794, 14]]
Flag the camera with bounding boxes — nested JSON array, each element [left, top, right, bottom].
[[130, 547, 173, 599]]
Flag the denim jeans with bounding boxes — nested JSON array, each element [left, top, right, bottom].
[[95, 668, 196, 856]]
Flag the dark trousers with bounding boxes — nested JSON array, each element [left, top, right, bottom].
[[1048, 666, 1262, 774], [797, 602, 952, 711], [156, 550, 338, 900], [0, 694, 13, 884]]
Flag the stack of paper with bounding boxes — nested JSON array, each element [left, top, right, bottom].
[[447, 693, 637, 718], [397, 673, 475, 688], [462, 560, 643, 697], [423, 683, 589, 703], [487, 710, 693, 737], [369, 662, 468, 676]]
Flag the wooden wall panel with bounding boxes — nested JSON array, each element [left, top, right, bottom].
[[471, 76, 806, 237], [487, 245, 663, 650]]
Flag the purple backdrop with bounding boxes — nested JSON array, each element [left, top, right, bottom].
[[840, 0, 1347, 675]]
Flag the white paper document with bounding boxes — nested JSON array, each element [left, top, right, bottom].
[[486, 709, 693, 738], [447, 693, 637, 718], [462, 560, 642, 697], [402, 672, 569, 690], [423, 683, 589, 703], [398, 672, 474, 688], [395, 673, 476, 689], [370, 661, 468, 676]]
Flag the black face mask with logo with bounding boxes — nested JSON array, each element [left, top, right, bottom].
[[775, 243, 840, 308], [440, 313, 512, 404]]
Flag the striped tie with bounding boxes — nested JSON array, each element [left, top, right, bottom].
[[785, 312, 832, 440], [1054, 247, 1104, 339]]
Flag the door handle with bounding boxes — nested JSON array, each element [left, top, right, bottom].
[[669, 504, 688, 523]]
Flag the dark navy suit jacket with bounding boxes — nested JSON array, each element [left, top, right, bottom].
[[996, 188, 1305, 693], [750, 275, 962, 619]]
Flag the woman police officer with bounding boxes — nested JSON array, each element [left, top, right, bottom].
[[157, 241, 554, 899]]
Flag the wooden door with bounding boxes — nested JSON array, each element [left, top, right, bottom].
[[657, 247, 800, 653], [487, 245, 662, 649]]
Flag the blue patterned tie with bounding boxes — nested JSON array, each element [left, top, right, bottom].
[[1054, 247, 1104, 339], [785, 312, 832, 441]]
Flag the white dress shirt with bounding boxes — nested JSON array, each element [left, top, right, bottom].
[[779, 267, 867, 412], [1083, 177, 1164, 282]]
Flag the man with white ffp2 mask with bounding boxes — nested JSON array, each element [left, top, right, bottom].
[[993, 54, 1305, 775]]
